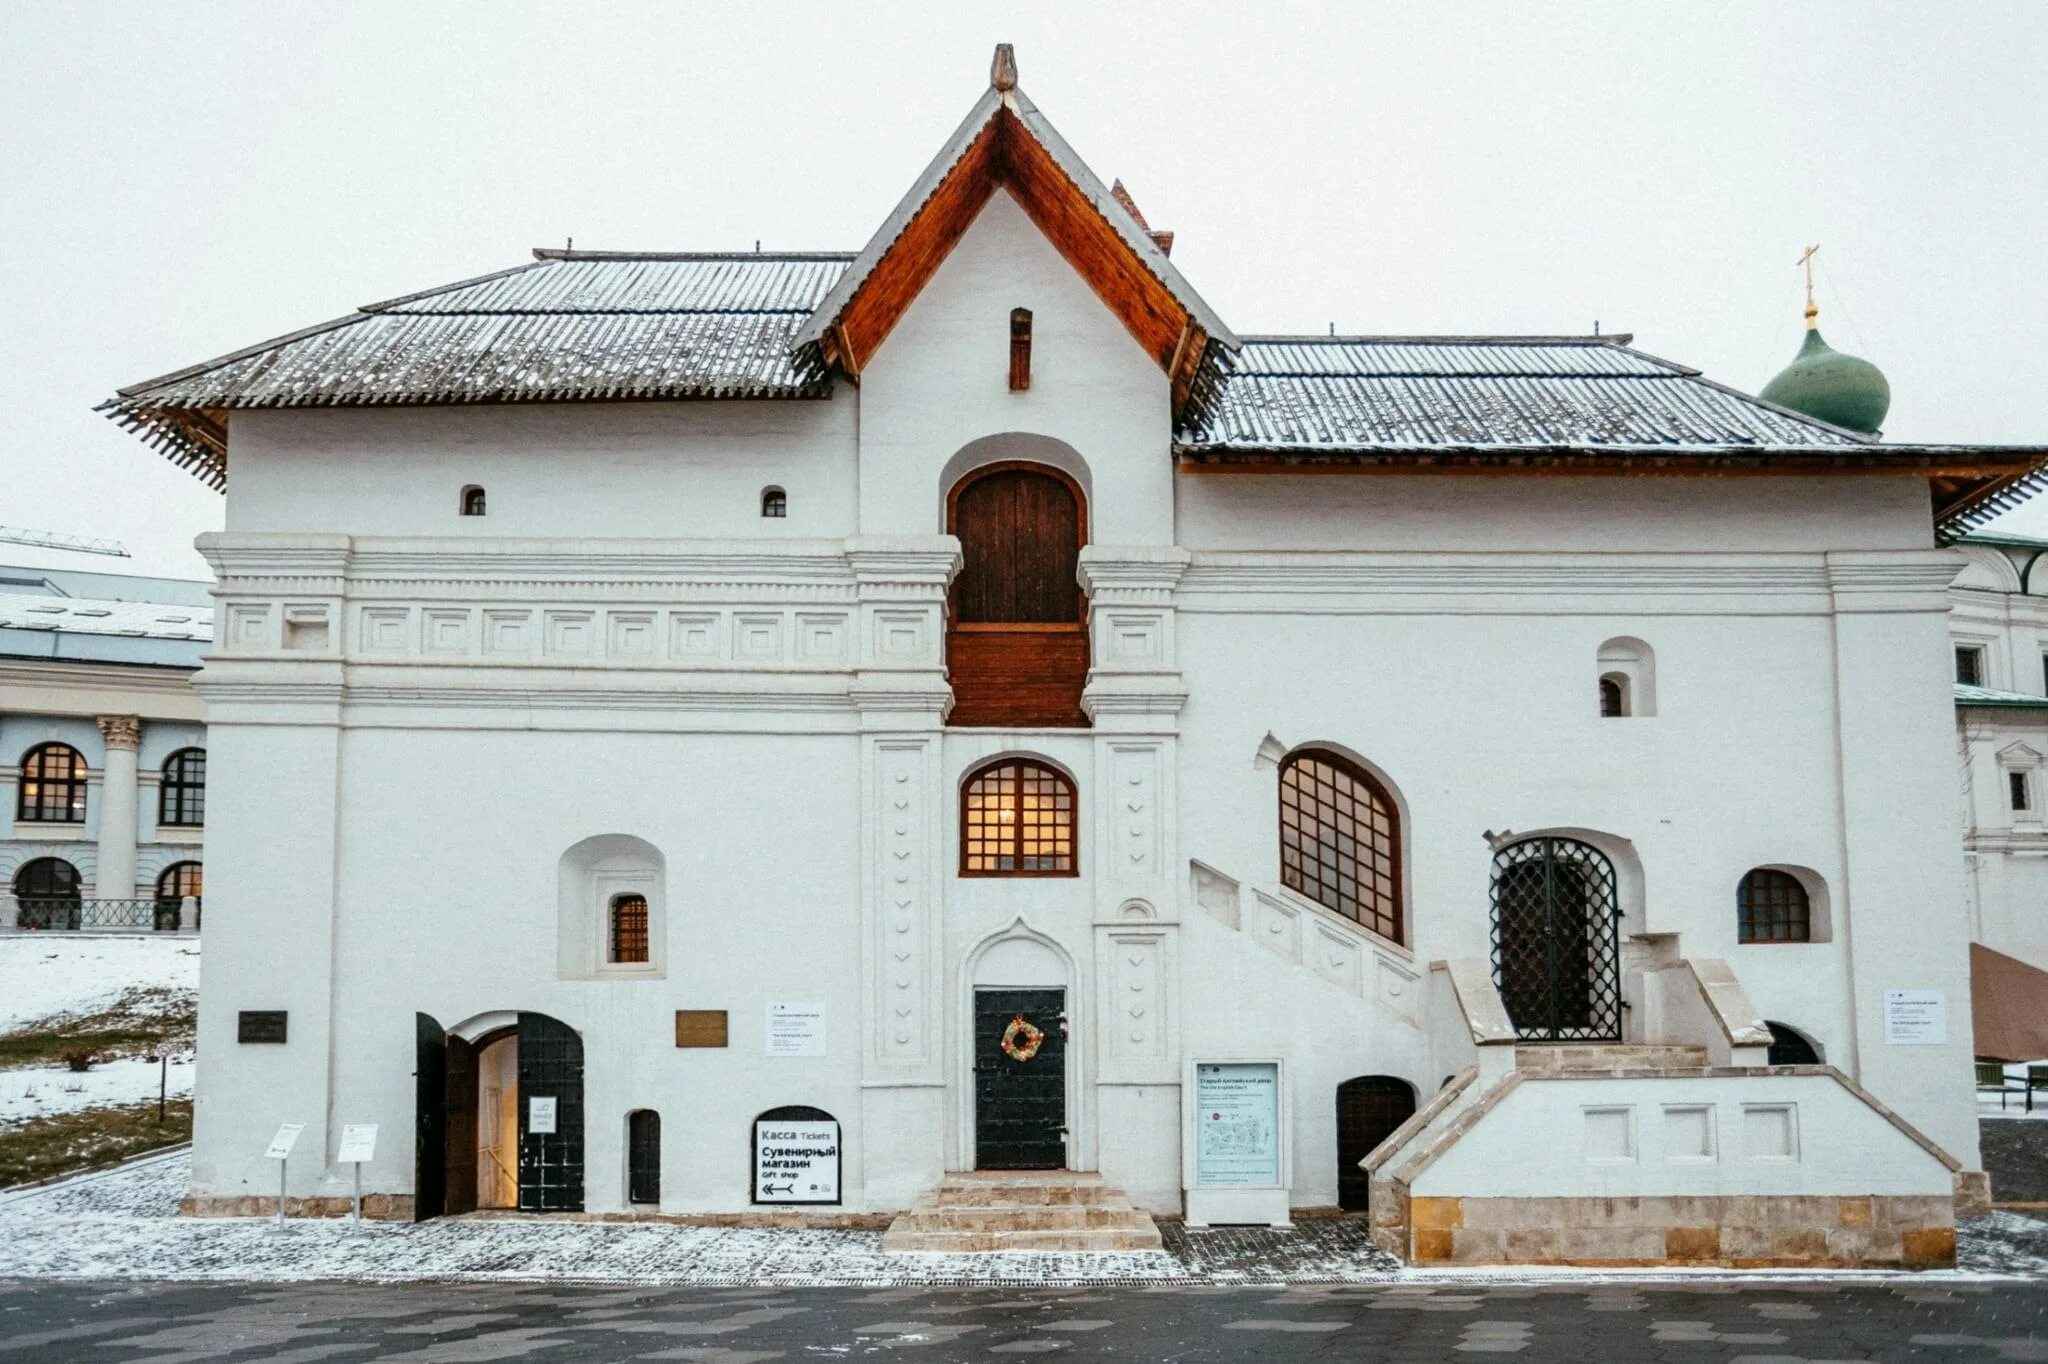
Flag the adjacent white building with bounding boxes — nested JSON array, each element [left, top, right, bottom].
[[102, 49, 2046, 1266], [1, 563, 209, 931]]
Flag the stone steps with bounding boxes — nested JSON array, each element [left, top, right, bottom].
[[882, 1171, 1164, 1253], [1514, 1043, 1710, 1074]]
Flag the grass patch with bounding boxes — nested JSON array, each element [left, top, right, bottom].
[[0, 986, 196, 1068], [0, 1098, 191, 1189]]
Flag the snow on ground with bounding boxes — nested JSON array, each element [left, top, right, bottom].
[[0, 1151, 2042, 1287], [0, 934, 199, 1033], [0, 1056, 193, 1128]]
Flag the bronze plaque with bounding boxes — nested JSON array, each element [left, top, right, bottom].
[[237, 1010, 288, 1044], [675, 1010, 728, 1048]]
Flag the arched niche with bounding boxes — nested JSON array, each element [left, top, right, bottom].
[[1597, 636, 1656, 717], [557, 834, 666, 979], [936, 432, 1093, 530]]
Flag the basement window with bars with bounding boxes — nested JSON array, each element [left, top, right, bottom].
[[1736, 868, 1811, 943]]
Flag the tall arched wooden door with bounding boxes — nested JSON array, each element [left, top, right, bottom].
[[946, 463, 1089, 727], [1336, 1076, 1416, 1212]]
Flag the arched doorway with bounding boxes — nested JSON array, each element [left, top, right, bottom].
[[946, 462, 1089, 727], [413, 1010, 584, 1218], [1336, 1076, 1416, 1213], [1489, 837, 1624, 1041], [13, 857, 81, 930]]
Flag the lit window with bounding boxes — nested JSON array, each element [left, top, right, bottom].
[[159, 748, 206, 826], [1955, 646, 1984, 687], [17, 744, 87, 823], [1737, 868, 1811, 943], [609, 893, 650, 964], [1279, 748, 1402, 942], [961, 758, 1076, 875], [154, 862, 202, 931], [460, 486, 486, 516], [761, 487, 787, 518]]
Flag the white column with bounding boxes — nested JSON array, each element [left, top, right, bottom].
[[95, 715, 141, 899]]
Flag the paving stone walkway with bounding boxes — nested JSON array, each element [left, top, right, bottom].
[[2, 1278, 2046, 1361]]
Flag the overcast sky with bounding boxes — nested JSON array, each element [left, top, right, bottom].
[[5, 2, 2045, 580]]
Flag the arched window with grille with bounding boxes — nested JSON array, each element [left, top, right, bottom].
[[154, 861, 203, 931], [761, 486, 787, 518], [159, 748, 206, 826], [961, 758, 1077, 876], [17, 743, 87, 823], [609, 893, 650, 964], [1737, 868, 1811, 943], [13, 857, 81, 930], [460, 485, 486, 516], [1278, 748, 1402, 943]]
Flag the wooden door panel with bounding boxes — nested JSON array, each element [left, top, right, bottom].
[[946, 627, 1089, 727]]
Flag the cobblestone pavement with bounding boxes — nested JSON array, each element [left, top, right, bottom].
[[1, 1279, 2046, 1361], [1985, 1119, 2048, 1205]]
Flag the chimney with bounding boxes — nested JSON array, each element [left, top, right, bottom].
[[1110, 179, 1174, 257]]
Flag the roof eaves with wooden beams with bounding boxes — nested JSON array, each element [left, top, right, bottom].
[[794, 45, 1239, 423]]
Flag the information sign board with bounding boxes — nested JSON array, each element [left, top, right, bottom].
[[753, 1117, 841, 1204], [766, 1002, 827, 1058], [1884, 990, 1948, 1045], [336, 1123, 379, 1164], [1193, 1062, 1280, 1186], [529, 1095, 558, 1135], [264, 1122, 305, 1161]]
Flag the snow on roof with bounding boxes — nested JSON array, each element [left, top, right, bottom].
[[1954, 683, 2048, 709], [0, 588, 211, 669]]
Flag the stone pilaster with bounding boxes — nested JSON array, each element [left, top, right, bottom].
[[94, 714, 141, 898]]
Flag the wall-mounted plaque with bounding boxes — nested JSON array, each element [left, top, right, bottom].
[[238, 1010, 288, 1044], [1884, 990, 1948, 1045], [529, 1095, 558, 1135], [766, 1002, 826, 1057], [675, 1010, 729, 1048]]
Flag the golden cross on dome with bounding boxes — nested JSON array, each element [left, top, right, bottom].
[[1797, 243, 1821, 328]]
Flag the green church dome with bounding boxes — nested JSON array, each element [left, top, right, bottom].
[[1760, 323, 1890, 437]]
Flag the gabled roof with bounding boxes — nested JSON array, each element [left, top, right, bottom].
[[101, 252, 852, 490], [795, 45, 1237, 413]]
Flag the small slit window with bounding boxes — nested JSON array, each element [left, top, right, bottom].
[[961, 758, 1075, 876], [460, 486, 487, 517], [761, 486, 787, 518], [609, 893, 650, 964], [17, 743, 87, 823], [1009, 308, 1032, 391], [1737, 868, 1811, 943], [2012, 771, 2032, 813]]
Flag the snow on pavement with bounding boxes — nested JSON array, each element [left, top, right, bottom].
[[0, 935, 198, 1032], [0, 1055, 193, 1128], [0, 1151, 2043, 1286]]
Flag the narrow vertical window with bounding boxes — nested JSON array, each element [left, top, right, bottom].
[[609, 893, 650, 964], [1955, 646, 1983, 686], [2012, 771, 2032, 813], [627, 1110, 660, 1204], [1008, 308, 1033, 391], [460, 486, 487, 516], [1599, 676, 1626, 717], [159, 747, 206, 826], [761, 486, 787, 518]]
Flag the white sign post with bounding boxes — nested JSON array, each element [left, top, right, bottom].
[[1884, 990, 1949, 1045], [1183, 1059, 1290, 1228], [765, 1002, 827, 1058], [264, 1122, 305, 1227], [336, 1123, 378, 1222]]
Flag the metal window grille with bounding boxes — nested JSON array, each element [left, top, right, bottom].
[[159, 748, 206, 826], [761, 487, 787, 518], [627, 1110, 660, 1204], [961, 759, 1075, 875], [17, 744, 86, 823], [609, 894, 649, 963], [1956, 646, 1984, 686], [1599, 676, 1625, 717], [1489, 837, 1624, 1041], [1736, 868, 1811, 943], [1278, 749, 1402, 942]]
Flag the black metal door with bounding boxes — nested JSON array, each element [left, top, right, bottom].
[[1489, 837, 1623, 1041], [974, 988, 1066, 1169], [1336, 1076, 1417, 1213], [516, 1012, 584, 1212], [413, 1013, 446, 1222]]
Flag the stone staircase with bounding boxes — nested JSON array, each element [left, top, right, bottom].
[[881, 1171, 1164, 1253], [1512, 1043, 1708, 1074]]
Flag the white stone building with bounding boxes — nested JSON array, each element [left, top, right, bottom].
[[1, 563, 209, 931], [103, 51, 2047, 1265]]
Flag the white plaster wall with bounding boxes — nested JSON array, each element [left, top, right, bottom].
[[1411, 1073, 1954, 1198], [855, 190, 1174, 544], [225, 401, 858, 540]]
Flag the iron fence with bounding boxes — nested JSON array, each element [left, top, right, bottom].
[[5, 895, 200, 933]]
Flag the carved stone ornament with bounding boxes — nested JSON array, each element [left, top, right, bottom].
[[96, 715, 142, 750]]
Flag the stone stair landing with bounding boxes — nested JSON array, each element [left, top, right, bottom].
[[881, 1172, 1164, 1253], [1513, 1043, 1709, 1075]]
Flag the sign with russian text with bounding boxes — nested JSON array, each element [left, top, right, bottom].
[[753, 1118, 840, 1204], [766, 1002, 827, 1058], [336, 1124, 378, 1164], [1194, 1062, 1280, 1186], [1884, 990, 1948, 1045], [529, 1096, 558, 1135], [264, 1122, 305, 1161]]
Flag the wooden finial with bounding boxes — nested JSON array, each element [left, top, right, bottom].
[[1798, 243, 1821, 329], [991, 43, 1017, 91]]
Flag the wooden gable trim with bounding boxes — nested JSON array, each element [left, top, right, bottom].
[[826, 108, 1192, 380]]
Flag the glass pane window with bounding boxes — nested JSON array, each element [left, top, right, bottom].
[[1278, 749, 1401, 943], [159, 748, 206, 826], [1737, 868, 1811, 943], [609, 894, 650, 964], [17, 744, 87, 823], [961, 759, 1076, 875]]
